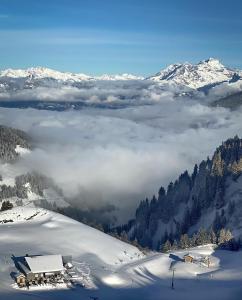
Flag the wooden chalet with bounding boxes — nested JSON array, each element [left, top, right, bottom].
[[183, 253, 194, 263], [15, 254, 65, 287]]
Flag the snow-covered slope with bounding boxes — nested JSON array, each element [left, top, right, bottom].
[[0, 206, 144, 298], [0, 206, 143, 265], [148, 58, 241, 89], [0, 208, 242, 300]]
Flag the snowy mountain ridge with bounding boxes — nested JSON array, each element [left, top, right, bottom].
[[148, 58, 242, 89], [0, 58, 240, 89], [0, 67, 143, 82]]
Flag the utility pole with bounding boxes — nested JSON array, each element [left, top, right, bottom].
[[171, 268, 175, 289]]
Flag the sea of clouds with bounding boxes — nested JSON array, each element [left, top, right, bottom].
[[0, 80, 242, 223]]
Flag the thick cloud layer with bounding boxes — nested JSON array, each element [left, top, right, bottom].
[[0, 78, 192, 104], [0, 91, 242, 223]]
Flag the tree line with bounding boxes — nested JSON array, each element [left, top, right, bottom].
[[161, 227, 239, 253]]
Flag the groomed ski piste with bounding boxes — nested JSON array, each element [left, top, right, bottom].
[[0, 206, 242, 300]]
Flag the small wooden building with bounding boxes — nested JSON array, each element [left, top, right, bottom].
[[15, 254, 64, 287], [13, 273, 26, 287], [183, 254, 194, 263]]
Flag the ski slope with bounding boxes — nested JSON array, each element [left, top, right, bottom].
[[0, 207, 242, 299]]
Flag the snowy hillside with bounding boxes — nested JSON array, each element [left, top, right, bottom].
[[148, 58, 241, 89], [0, 206, 143, 298], [0, 206, 242, 299], [0, 159, 69, 209], [0, 206, 143, 265]]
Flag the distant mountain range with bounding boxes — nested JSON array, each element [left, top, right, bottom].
[[0, 66, 143, 84], [0, 58, 241, 110], [0, 58, 240, 90]]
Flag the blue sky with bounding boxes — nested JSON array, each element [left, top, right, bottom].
[[0, 0, 241, 75]]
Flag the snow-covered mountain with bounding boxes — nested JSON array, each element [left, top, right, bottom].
[[0, 59, 241, 109], [0, 67, 143, 83], [148, 58, 242, 90], [0, 58, 240, 91], [0, 67, 93, 82]]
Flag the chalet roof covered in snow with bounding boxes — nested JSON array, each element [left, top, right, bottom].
[[25, 254, 64, 273]]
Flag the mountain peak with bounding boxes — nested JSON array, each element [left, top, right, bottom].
[[199, 58, 224, 68], [149, 58, 238, 89]]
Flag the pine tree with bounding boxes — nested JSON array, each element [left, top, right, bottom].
[[180, 234, 190, 249], [218, 228, 234, 249], [218, 228, 227, 245], [171, 239, 178, 250], [1, 200, 13, 211], [196, 228, 209, 245], [158, 186, 166, 198], [190, 233, 197, 247], [209, 229, 217, 244], [225, 229, 233, 248], [162, 240, 172, 253], [191, 164, 198, 185]]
